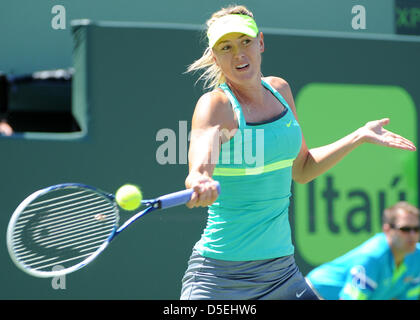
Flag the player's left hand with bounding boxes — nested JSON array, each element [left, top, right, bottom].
[[358, 118, 416, 151]]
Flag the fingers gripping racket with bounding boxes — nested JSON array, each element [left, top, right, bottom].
[[6, 182, 220, 278]]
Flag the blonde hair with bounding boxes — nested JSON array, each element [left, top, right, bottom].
[[186, 5, 255, 91], [383, 201, 420, 226]]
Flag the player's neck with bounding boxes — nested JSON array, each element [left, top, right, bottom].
[[226, 78, 264, 106]]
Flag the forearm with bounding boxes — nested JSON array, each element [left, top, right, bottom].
[[293, 129, 364, 184], [185, 131, 221, 207], [186, 127, 220, 187], [187, 150, 217, 186]]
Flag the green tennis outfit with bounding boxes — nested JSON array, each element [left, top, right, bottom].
[[194, 79, 301, 261], [181, 79, 318, 300]]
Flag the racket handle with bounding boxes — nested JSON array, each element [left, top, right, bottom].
[[158, 181, 220, 209]]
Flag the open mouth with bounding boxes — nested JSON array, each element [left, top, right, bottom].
[[236, 63, 249, 70]]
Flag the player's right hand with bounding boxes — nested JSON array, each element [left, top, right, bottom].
[[185, 173, 219, 208]]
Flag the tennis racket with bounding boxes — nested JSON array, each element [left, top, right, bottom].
[[6, 182, 220, 278]]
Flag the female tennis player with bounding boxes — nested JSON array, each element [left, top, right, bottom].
[[180, 5, 416, 300]]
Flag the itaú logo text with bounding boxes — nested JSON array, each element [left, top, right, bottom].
[[304, 175, 407, 234]]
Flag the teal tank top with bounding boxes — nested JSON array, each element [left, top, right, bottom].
[[194, 79, 302, 261]]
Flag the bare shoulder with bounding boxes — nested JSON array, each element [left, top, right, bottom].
[[264, 76, 292, 96], [264, 76, 299, 119], [192, 90, 237, 131], [196, 90, 229, 111]]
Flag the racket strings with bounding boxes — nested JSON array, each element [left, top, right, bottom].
[[11, 187, 118, 272]]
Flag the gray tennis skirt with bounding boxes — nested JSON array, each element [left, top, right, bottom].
[[180, 249, 319, 300]]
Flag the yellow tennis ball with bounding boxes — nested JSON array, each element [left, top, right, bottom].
[[115, 184, 142, 211]]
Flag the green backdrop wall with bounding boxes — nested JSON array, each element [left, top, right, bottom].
[[1, 0, 395, 74]]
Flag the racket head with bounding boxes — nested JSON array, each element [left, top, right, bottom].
[[6, 183, 119, 278]]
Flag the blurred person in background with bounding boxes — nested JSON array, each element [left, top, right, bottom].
[[0, 119, 13, 136], [306, 201, 420, 300]]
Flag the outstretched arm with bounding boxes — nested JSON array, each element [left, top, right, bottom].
[[269, 78, 416, 184]]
